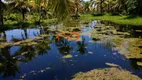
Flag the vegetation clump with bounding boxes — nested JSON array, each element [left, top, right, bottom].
[[105, 62, 119, 67], [62, 54, 73, 59], [72, 68, 142, 80]]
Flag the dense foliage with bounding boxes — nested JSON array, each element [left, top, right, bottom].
[[90, 0, 142, 15], [0, 0, 142, 26]]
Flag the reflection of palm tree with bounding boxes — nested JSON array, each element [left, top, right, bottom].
[[3, 31, 7, 41], [34, 37, 51, 55], [24, 29, 27, 39], [0, 47, 20, 77], [0, 58, 20, 77], [129, 58, 142, 70], [14, 45, 36, 61], [56, 38, 73, 55], [0, 36, 51, 78], [14, 37, 51, 60], [77, 37, 87, 54]]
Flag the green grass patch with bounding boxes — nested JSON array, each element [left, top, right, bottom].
[[80, 14, 142, 26]]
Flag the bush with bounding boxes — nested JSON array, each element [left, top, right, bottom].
[[110, 12, 120, 16], [92, 13, 104, 16]]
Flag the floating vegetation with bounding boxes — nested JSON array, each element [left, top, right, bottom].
[[91, 24, 142, 59], [62, 54, 73, 59], [118, 38, 142, 59], [0, 43, 10, 48], [0, 34, 49, 48], [20, 67, 51, 79], [105, 62, 119, 67], [88, 52, 93, 54], [137, 62, 142, 66], [72, 68, 142, 80]]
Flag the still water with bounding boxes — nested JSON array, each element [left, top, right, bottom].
[[0, 20, 142, 80]]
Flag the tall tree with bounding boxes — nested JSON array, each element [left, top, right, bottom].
[[0, 0, 4, 26], [47, 0, 75, 21]]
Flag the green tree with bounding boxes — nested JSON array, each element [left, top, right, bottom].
[[0, 0, 4, 26]]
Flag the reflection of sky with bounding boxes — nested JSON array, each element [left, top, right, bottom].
[[84, 0, 89, 2], [4, 29, 40, 42], [2, 0, 13, 3]]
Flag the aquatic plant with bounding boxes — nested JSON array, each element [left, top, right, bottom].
[[72, 68, 142, 80]]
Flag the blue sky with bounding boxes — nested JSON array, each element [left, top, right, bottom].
[[84, 0, 89, 2]]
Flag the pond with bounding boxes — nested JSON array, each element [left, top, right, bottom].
[[0, 20, 142, 80]]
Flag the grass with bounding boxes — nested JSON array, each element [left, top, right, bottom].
[[80, 14, 142, 26]]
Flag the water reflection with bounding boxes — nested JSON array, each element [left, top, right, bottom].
[[130, 58, 142, 70], [0, 36, 51, 78], [0, 46, 21, 77], [100, 20, 142, 38], [0, 20, 142, 79], [77, 37, 87, 54], [0, 28, 41, 42], [56, 37, 73, 55]]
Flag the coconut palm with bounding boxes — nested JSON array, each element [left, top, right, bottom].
[[47, 0, 75, 21], [0, 0, 5, 26]]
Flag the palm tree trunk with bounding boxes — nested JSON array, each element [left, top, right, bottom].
[[24, 29, 27, 39], [22, 13, 25, 21], [0, 0, 4, 26], [100, 0, 103, 13], [108, 3, 110, 13]]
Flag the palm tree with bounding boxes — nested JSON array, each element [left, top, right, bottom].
[[0, 0, 4, 26], [47, 0, 75, 21], [74, 0, 82, 16], [6, 0, 30, 21]]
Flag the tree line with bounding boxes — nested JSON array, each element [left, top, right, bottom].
[[0, 0, 142, 26], [89, 0, 142, 15]]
